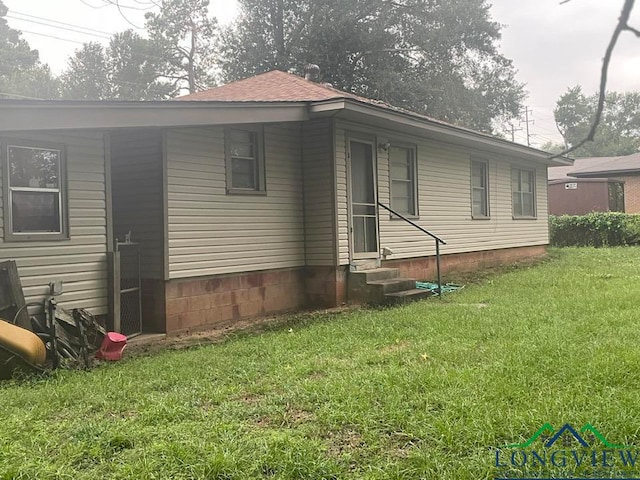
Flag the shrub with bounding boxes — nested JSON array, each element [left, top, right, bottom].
[[549, 212, 640, 247]]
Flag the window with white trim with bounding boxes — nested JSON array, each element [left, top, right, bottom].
[[3, 141, 67, 240], [511, 167, 536, 218], [471, 160, 489, 218], [225, 127, 265, 193], [389, 144, 418, 216]]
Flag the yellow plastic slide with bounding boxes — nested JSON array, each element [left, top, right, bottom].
[[0, 318, 47, 380]]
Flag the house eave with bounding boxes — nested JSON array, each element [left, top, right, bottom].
[[570, 168, 640, 178], [310, 99, 573, 166], [548, 177, 619, 185], [0, 100, 310, 132]]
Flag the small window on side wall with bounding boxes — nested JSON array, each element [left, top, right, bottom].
[[225, 127, 265, 194], [2, 140, 68, 241], [608, 181, 625, 212], [471, 160, 489, 218], [389, 144, 418, 216], [511, 167, 536, 218]]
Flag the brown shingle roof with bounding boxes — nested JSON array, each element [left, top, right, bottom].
[[178, 70, 363, 102]]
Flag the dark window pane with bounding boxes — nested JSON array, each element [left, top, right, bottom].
[[390, 162, 411, 181], [391, 180, 414, 214], [229, 130, 255, 158], [513, 192, 522, 216], [472, 188, 486, 216], [389, 146, 409, 166], [353, 216, 377, 253], [522, 193, 534, 216], [392, 196, 410, 214], [512, 170, 519, 191], [608, 182, 625, 212], [353, 204, 376, 216], [472, 162, 485, 188], [8, 146, 60, 188], [231, 157, 257, 189], [12, 191, 61, 233], [350, 141, 374, 204], [521, 172, 532, 192]]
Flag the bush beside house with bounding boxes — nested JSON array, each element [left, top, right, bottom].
[[550, 212, 640, 247]]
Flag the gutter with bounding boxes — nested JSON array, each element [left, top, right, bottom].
[[310, 98, 574, 166]]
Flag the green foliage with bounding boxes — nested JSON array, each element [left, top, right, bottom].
[[61, 0, 218, 100], [219, 0, 525, 132], [540, 140, 565, 154], [60, 42, 111, 100], [0, 0, 59, 99], [4, 248, 640, 478], [60, 32, 174, 100], [145, 0, 218, 94], [554, 85, 640, 157], [107, 30, 175, 99], [550, 212, 640, 247]]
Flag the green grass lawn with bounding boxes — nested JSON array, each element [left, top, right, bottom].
[[3, 247, 640, 479]]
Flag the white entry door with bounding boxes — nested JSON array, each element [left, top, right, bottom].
[[348, 138, 379, 259]]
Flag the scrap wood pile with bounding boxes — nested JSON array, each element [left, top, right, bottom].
[[0, 260, 126, 381]]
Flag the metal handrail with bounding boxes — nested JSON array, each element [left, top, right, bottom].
[[377, 202, 446, 296]]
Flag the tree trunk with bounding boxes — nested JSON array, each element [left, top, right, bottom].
[[270, 0, 286, 69], [188, 21, 197, 93]]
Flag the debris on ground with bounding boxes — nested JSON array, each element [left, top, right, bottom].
[[415, 281, 464, 295], [0, 266, 126, 380]]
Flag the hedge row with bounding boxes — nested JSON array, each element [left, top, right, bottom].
[[549, 212, 640, 247]]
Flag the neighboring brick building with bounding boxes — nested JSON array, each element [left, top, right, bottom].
[[621, 175, 640, 213], [548, 153, 640, 215]]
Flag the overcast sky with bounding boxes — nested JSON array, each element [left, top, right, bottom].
[[3, 0, 640, 146]]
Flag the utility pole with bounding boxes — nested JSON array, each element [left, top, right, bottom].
[[521, 107, 535, 147], [504, 122, 523, 142]]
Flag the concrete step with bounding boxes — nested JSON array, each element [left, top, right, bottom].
[[350, 267, 400, 283], [384, 288, 432, 305], [367, 278, 417, 295]]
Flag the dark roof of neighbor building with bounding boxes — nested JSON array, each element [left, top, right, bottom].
[[549, 152, 640, 180]]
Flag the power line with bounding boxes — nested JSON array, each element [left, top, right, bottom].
[[15, 23, 169, 65], [6, 14, 112, 40], [18, 29, 88, 46], [8, 10, 114, 36], [0, 91, 46, 100]]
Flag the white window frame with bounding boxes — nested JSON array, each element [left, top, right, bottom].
[[388, 143, 418, 217], [511, 167, 536, 219], [471, 159, 490, 219], [2, 139, 68, 241], [225, 126, 266, 194]]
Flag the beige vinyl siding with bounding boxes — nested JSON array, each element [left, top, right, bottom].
[[0, 131, 108, 312], [302, 119, 336, 266], [335, 120, 549, 263], [166, 123, 305, 278], [111, 129, 164, 279], [335, 125, 350, 265]]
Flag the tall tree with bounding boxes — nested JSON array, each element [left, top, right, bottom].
[[0, 0, 58, 99], [60, 42, 111, 100], [219, 0, 525, 132], [554, 85, 640, 157], [107, 30, 173, 99], [145, 0, 218, 94], [60, 32, 173, 100]]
